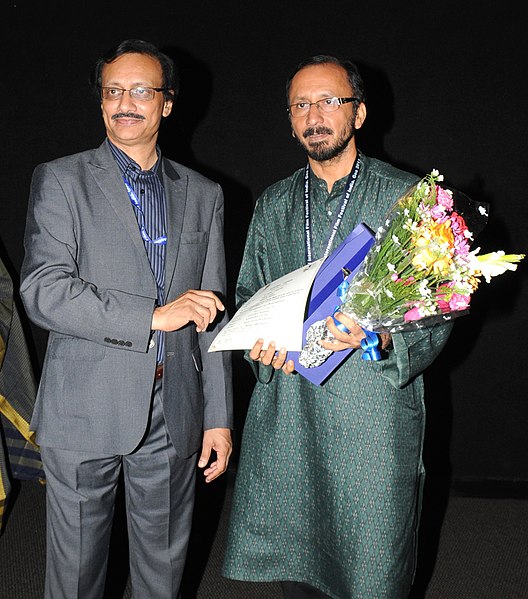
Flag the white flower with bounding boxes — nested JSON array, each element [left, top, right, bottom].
[[431, 169, 444, 182], [417, 180, 431, 195], [418, 280, 431, 297], [387, 263, 396, 273], [422, 302, 438, 316], [457, 281, 474, 295], [392, 234, 401, 245], [478, 205, 489, 217], [469, 250, 525, 283]]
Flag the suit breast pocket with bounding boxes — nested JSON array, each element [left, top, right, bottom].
[[180, 231, 208, 245]]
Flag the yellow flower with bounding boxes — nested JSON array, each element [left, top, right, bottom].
[[412, 221, 454, 274]]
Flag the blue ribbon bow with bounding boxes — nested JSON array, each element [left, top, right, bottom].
[[332, 271, 382, 361], [360, 330, 382, 361]]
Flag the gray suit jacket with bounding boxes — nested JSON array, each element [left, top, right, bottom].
[[20, 140, 233, 457]]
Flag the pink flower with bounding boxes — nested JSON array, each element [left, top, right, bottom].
[[437, 297, 450, 312], [454, 236, 470, 256], [430, 185, 454, 221], [430, 206, 449, 222], [436, 185, 454, 210], [436, 284, 471, 313], [448, 293, 471, 311], [436, 283, 454, 313], [404, 306, 423, 322]]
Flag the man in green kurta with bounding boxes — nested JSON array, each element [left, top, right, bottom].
[[222, 56, 452, 598]]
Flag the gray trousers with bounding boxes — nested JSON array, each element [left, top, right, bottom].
[[40, 380, 196, 599]]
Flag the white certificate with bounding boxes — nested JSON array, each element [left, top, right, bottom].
[[208, 258, 324, 352]]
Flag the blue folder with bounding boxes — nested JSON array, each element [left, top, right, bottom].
[[289, 223, 375, 385]]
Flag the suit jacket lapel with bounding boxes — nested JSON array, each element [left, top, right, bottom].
[[88, 142, 151, 262], [162, 159, 187, 299]]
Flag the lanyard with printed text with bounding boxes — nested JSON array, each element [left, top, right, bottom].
[[303, 156, 361, 264], [123, 176, 167, 245]]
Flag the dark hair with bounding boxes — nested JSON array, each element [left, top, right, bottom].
[[92, 39, 178, 102], [285, 55, 366, 106]]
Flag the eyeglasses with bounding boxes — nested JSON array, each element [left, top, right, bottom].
[[100, 86, 167, 101], [287, 96, 360, 118]]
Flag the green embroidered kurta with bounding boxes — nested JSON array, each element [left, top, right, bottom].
[[222, 155, 453, 598]]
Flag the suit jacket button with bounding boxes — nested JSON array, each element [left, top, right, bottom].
[[104, 337, 111, 343], [111, 338, 118, 344], [125, 341, 132, 347]]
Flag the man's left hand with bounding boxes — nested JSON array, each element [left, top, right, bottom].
[[320, 312, 391, 352], [320, 312, 364, 351]]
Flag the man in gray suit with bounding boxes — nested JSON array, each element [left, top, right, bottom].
[[20, 39, 233, 599]]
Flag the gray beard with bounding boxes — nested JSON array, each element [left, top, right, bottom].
[[306, 133, 354, 161], [299, 121, 356, 162]]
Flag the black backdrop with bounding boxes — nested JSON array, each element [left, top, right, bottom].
[[2, 1, 527, 485]]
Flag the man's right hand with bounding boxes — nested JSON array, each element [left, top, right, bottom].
[[152, 290, 225, 332]]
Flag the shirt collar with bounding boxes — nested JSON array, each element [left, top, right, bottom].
[[107, 139, 161, 181]]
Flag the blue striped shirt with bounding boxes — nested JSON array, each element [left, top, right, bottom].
[[108, 140, 166, 364]]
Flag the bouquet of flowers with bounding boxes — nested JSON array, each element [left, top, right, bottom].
[[298, 170, 525, 368]]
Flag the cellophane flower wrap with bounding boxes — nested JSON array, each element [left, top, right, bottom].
[[298, 170, 525, 368]]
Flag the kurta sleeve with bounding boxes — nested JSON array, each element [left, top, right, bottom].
[[379, 321, 453, 388], [236, 193, 278, 385]]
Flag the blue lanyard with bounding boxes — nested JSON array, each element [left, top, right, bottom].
[[303, 156, 361, 264], [123, 176, 167, 245]]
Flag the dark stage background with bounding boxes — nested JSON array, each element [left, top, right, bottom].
[[2, 1, 527, 488]]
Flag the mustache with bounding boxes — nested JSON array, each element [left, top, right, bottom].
[[111, 112, 145, 120], [303, 126, 333, 138]]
